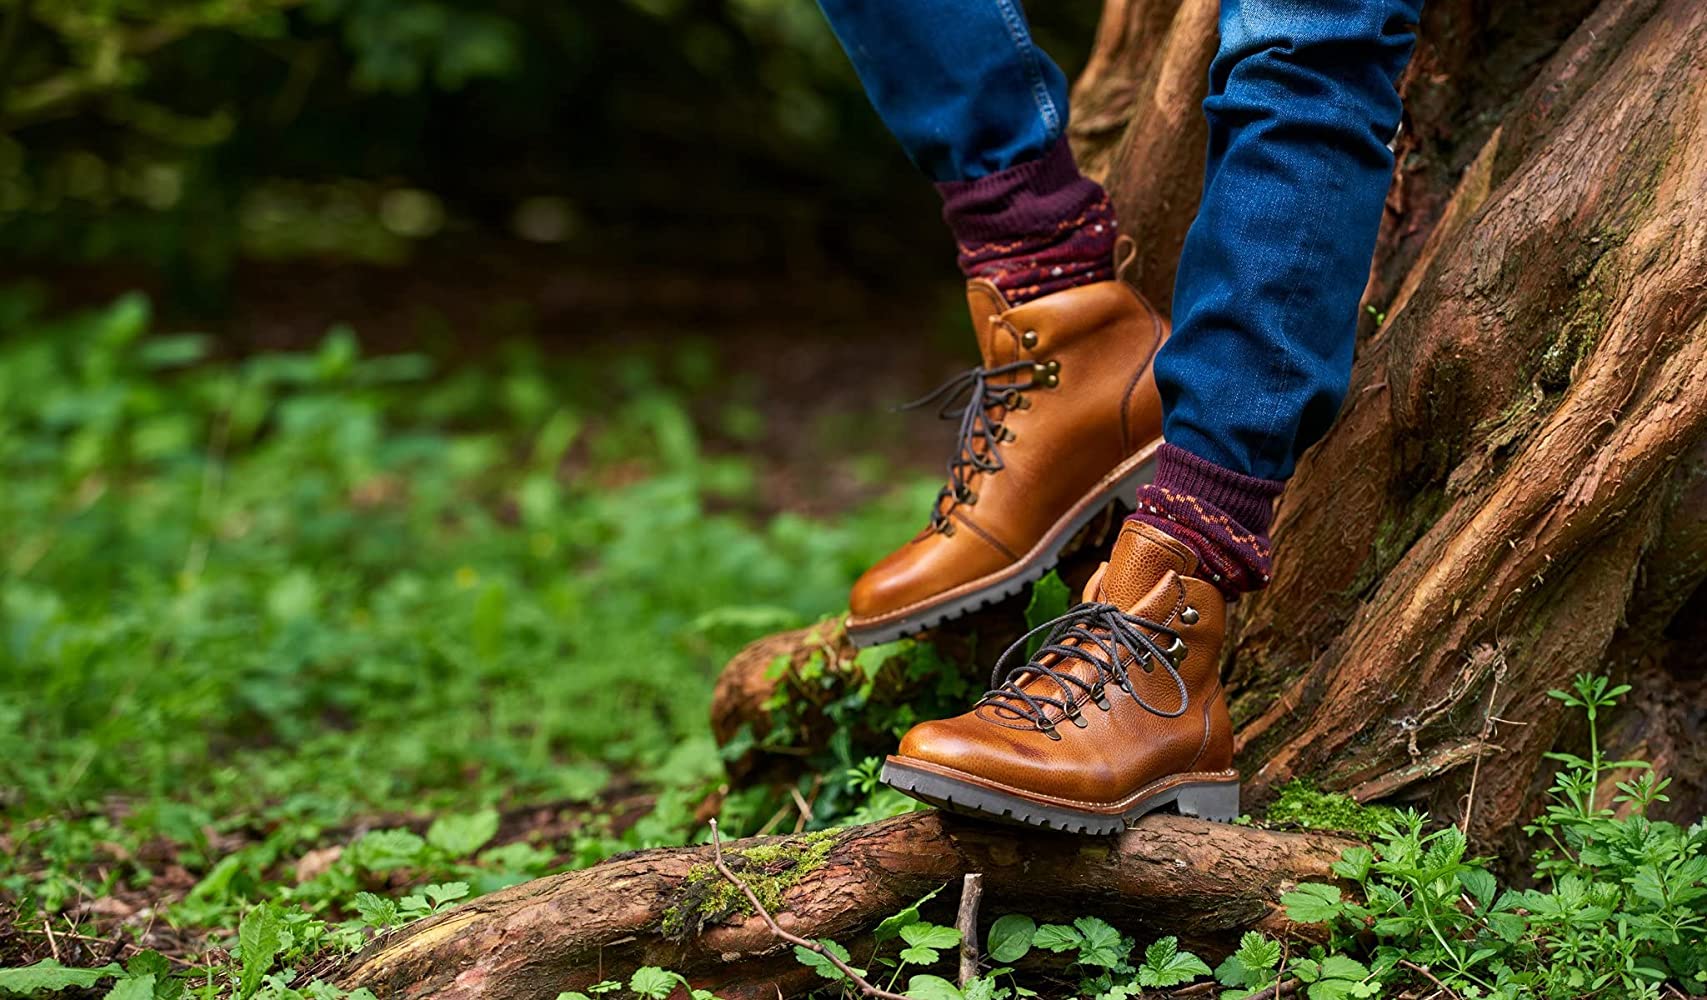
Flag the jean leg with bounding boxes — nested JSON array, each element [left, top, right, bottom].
[[1158, 0, 1423, 480], [815, 0, 1070, 181]]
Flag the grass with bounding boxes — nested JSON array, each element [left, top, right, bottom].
[[0, 288, 937, 994]]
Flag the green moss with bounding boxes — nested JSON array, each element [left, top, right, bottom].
[[1536, 284, 1605, 392], [660, 828, 842, 940], [1263, 780, 1402, 836]]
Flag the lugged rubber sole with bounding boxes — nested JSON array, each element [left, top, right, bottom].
[[879, 757, 1240, 836], [845, 445, 1158, 649]]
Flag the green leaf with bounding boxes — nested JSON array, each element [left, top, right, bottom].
[[0, 961, 124, 993], [1137, 936, 1212, 987], [1457, 867, 1498, 910], [960, 977, 997, 1000], [102, 974, 155, 1000], [1072, 916, 1125, 968], [793, 940, 861, 983], [627, 967, 678, 999], [1282, 883, 1344, 925], [876, 907, 922, 942], [986, 914, 1036, 963], [1024, 572, 1072, 657], [238, 905, 286, 1000], [426, 808, 500, 858], [905, 974, 964, 1000], [349, 829, 427, 872], [901, 923, 962, 951], [353, 892, 400, 927], [422, 882, 470, 908], [1032, 923, 1082, 953], [1318, 955, 1369, 981]]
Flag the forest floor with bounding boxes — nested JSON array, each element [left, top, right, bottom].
[[0, 263, 962, 988]]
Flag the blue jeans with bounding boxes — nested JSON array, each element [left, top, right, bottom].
[[817, 0, 1422, 479]]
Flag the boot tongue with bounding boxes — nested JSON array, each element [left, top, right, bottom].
[[1090, 520, 1199, 610], [965, 280, 1019, 369]]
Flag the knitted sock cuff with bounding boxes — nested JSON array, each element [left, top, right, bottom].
[[935, 137, 1105, 246], [1131, 444, 1286, 595]]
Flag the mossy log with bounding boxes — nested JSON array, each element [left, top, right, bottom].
[[335, 812, 1356, 999]]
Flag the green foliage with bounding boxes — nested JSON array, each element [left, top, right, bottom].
[[1272, 673, 1707, 999], [0, 291, 923, 997]]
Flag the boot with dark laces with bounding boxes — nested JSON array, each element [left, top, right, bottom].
[[899, 359, 1047, 535], [979, 602, 1189, 739]]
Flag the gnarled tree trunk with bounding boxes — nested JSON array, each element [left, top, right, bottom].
[[338, 0, 1707, 994]]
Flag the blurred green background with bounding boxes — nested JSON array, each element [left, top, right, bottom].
[[1, 0, 1100, 320]]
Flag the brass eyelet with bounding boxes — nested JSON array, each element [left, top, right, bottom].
[[1040, 722, 1062, 741], [1045, 360, 1061, 374], [1021, 330, 1039, 349], [1090, 684, 1112, 710], [1043, 374, 1059, 388], [956, 488, 978, 506], [1000, 427, 1017, 443], [1167, 636, 1189, 664], [1068, 709, 1090, 729], [1180, 606, 1200, 625], [940, 520, 957, 537]]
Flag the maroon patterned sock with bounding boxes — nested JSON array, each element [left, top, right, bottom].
[[1129, 444, 1286, 596], [936, 137, 1117, 304]]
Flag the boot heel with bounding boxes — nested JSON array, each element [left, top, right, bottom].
[[1174, 781, 1240, 822]]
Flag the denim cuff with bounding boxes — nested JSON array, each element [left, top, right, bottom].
[[935, 137, 1105, 246]]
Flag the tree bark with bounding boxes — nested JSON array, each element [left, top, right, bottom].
[[336, 813, 1354, 1000]]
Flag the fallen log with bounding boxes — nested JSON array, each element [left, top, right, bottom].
[[334, 811, 1356, 999]]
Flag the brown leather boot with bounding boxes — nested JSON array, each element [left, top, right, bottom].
[[879, 520, 1237, 834], [847, 277, 1168, 647]]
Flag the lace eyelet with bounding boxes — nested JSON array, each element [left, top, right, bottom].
[[1021, 330, 1039, 349], [939, 520, 957, 537], [1068, 708, 1090, 729], [1167, 636, 1189, 664], [1180, 606, 1200, 625], [1090, 685, 1112, 710], [1039, 722, 1062, 741]]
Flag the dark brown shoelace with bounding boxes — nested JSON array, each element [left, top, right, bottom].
[[899, 359, 1042, 533], [979, 602, 1188, 737]]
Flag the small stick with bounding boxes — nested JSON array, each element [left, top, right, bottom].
[[42, 919, 60, 962], [789, 785, 815, 835], [709, 820, 910, 1000], [1400, 959, 1460, 999], [955, 873, 984, 987], [1242, 979, 1301, 1000]]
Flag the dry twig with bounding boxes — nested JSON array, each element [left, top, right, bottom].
[[955, 873, 984, 987], [708, 819, 910, 1000]]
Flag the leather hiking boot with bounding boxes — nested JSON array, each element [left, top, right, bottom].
[[879, 520, 1237, 834], [846, 276, 1168, 647]]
